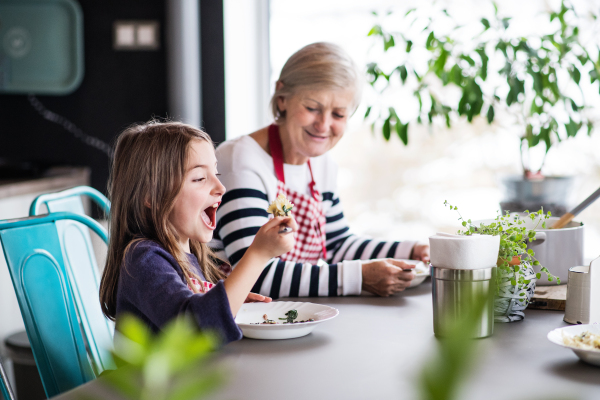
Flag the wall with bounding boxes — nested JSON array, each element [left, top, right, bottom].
[[0, 0, 169, 195]]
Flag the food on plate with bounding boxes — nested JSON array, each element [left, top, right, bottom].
[[267, 193, 294, 217], [279, 309, 298, 323], [412, 262, 429, 275], [562, 330, 600, 351], [251, 309, 315, 325]]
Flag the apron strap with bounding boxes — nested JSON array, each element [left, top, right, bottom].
[[268, 124, 286, 183], [306, 161, 319, 202]]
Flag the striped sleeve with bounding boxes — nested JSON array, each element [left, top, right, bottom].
[[322, 192, 416, 263], [214, 176, 362, 298]]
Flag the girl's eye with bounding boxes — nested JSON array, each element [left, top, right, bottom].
[[306, 107, 317, 112], [333, 113, 345, 119], [193, 177, 206, 183]]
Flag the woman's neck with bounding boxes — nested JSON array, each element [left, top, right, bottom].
[[278, 125, 309, 165], [250, 126, 309, 165]]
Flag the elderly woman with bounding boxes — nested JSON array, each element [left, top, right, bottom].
[[213, 42, 429, 298]]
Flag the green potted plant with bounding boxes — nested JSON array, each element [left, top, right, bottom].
[[365, 1, 598, 215], [444, 201, 559, 322]]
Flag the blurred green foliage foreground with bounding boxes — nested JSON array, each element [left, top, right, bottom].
[[99, 315, 224, 400], [418, 280, 494, 400]]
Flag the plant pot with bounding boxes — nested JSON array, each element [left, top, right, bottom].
[[494, 260, 537, 322], [498, 175, 575, 216], [497, 256, 521, 266]]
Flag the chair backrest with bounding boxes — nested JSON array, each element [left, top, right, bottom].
[[0, 213, 107, 398], [30, 186, 115, 375], [0, 357, 16, 400]]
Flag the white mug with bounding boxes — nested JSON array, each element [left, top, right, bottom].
[[564, 265, 591, 324]]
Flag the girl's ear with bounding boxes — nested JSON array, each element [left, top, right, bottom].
[[144, 194, 151, 209]]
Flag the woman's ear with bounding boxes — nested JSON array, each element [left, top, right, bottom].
[[275, 81, 287, 114], [276, 96, 287, 114]]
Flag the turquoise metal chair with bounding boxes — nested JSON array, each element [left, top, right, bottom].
[[0, 358, 16, 400], [29, 186, 115, 376], [0, 212, 108, 397]]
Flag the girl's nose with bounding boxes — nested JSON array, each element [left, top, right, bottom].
[[213, 176, 226, 196]]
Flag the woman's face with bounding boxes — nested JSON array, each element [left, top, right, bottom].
[[277, 88, 355, 164], [169, 140, 226, 251]]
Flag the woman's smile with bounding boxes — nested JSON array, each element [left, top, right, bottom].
[[304, 129, 329, 141]]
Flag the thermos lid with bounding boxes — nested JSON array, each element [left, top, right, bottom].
[[432, 266, 495, 281]]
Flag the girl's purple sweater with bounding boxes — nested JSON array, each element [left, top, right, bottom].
[[116, 240, 242, 344]]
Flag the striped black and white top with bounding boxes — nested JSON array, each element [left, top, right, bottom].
[[212, 135, 416, 298]]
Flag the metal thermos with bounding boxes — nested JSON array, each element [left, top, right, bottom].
[[431, 266, 495, 339]]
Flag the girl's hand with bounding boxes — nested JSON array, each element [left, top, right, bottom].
[[244, 293, 272, 303], [249, 216, 298, 259]]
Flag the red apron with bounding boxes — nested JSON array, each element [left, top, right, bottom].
[[268, 124, 327, 264]]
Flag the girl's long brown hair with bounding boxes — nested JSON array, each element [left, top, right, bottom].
[[99, 121, 227, 321]]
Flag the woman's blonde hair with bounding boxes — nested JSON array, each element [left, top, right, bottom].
[[99, 120, 227, 321], [270, 42, 362, 121]]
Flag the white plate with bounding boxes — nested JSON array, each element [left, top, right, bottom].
[[547, 324, 600, 366], [235, 301, 338, 340]]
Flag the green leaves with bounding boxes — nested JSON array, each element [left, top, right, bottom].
[[398, 65, 408, 83], [445, 203, 559, 287], [367, 24, 382, 36], [486, 105, 494, 123], [364, 1, 596, 166], [426, 31, 436, 50], [565, 118, 582, 137], [279, 309, 299, 323], [382, 118, 391, 141], [397, 122, 409, 145], [382, 107, 409, 144], [383, 34, 395, 51], [506, 77, 525, 106], [569, 65, 581, 84], [102, 314, 224, 400], [476, 47, 488, 80], [458, 79, 484, 122]]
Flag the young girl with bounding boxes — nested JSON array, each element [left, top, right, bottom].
[[99, 121, 297, 344]]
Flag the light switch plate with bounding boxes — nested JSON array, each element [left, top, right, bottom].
[[113, 20, 159, 50]]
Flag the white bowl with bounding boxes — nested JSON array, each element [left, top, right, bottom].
[[401, 260, 430, 288], [547, 324, 600, 366], [235, 301, 339, 340]]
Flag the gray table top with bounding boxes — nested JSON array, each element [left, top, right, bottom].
[[53, 280, 600, 400]]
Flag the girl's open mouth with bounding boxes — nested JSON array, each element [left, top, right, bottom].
[[201, 202, 219, 230]]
